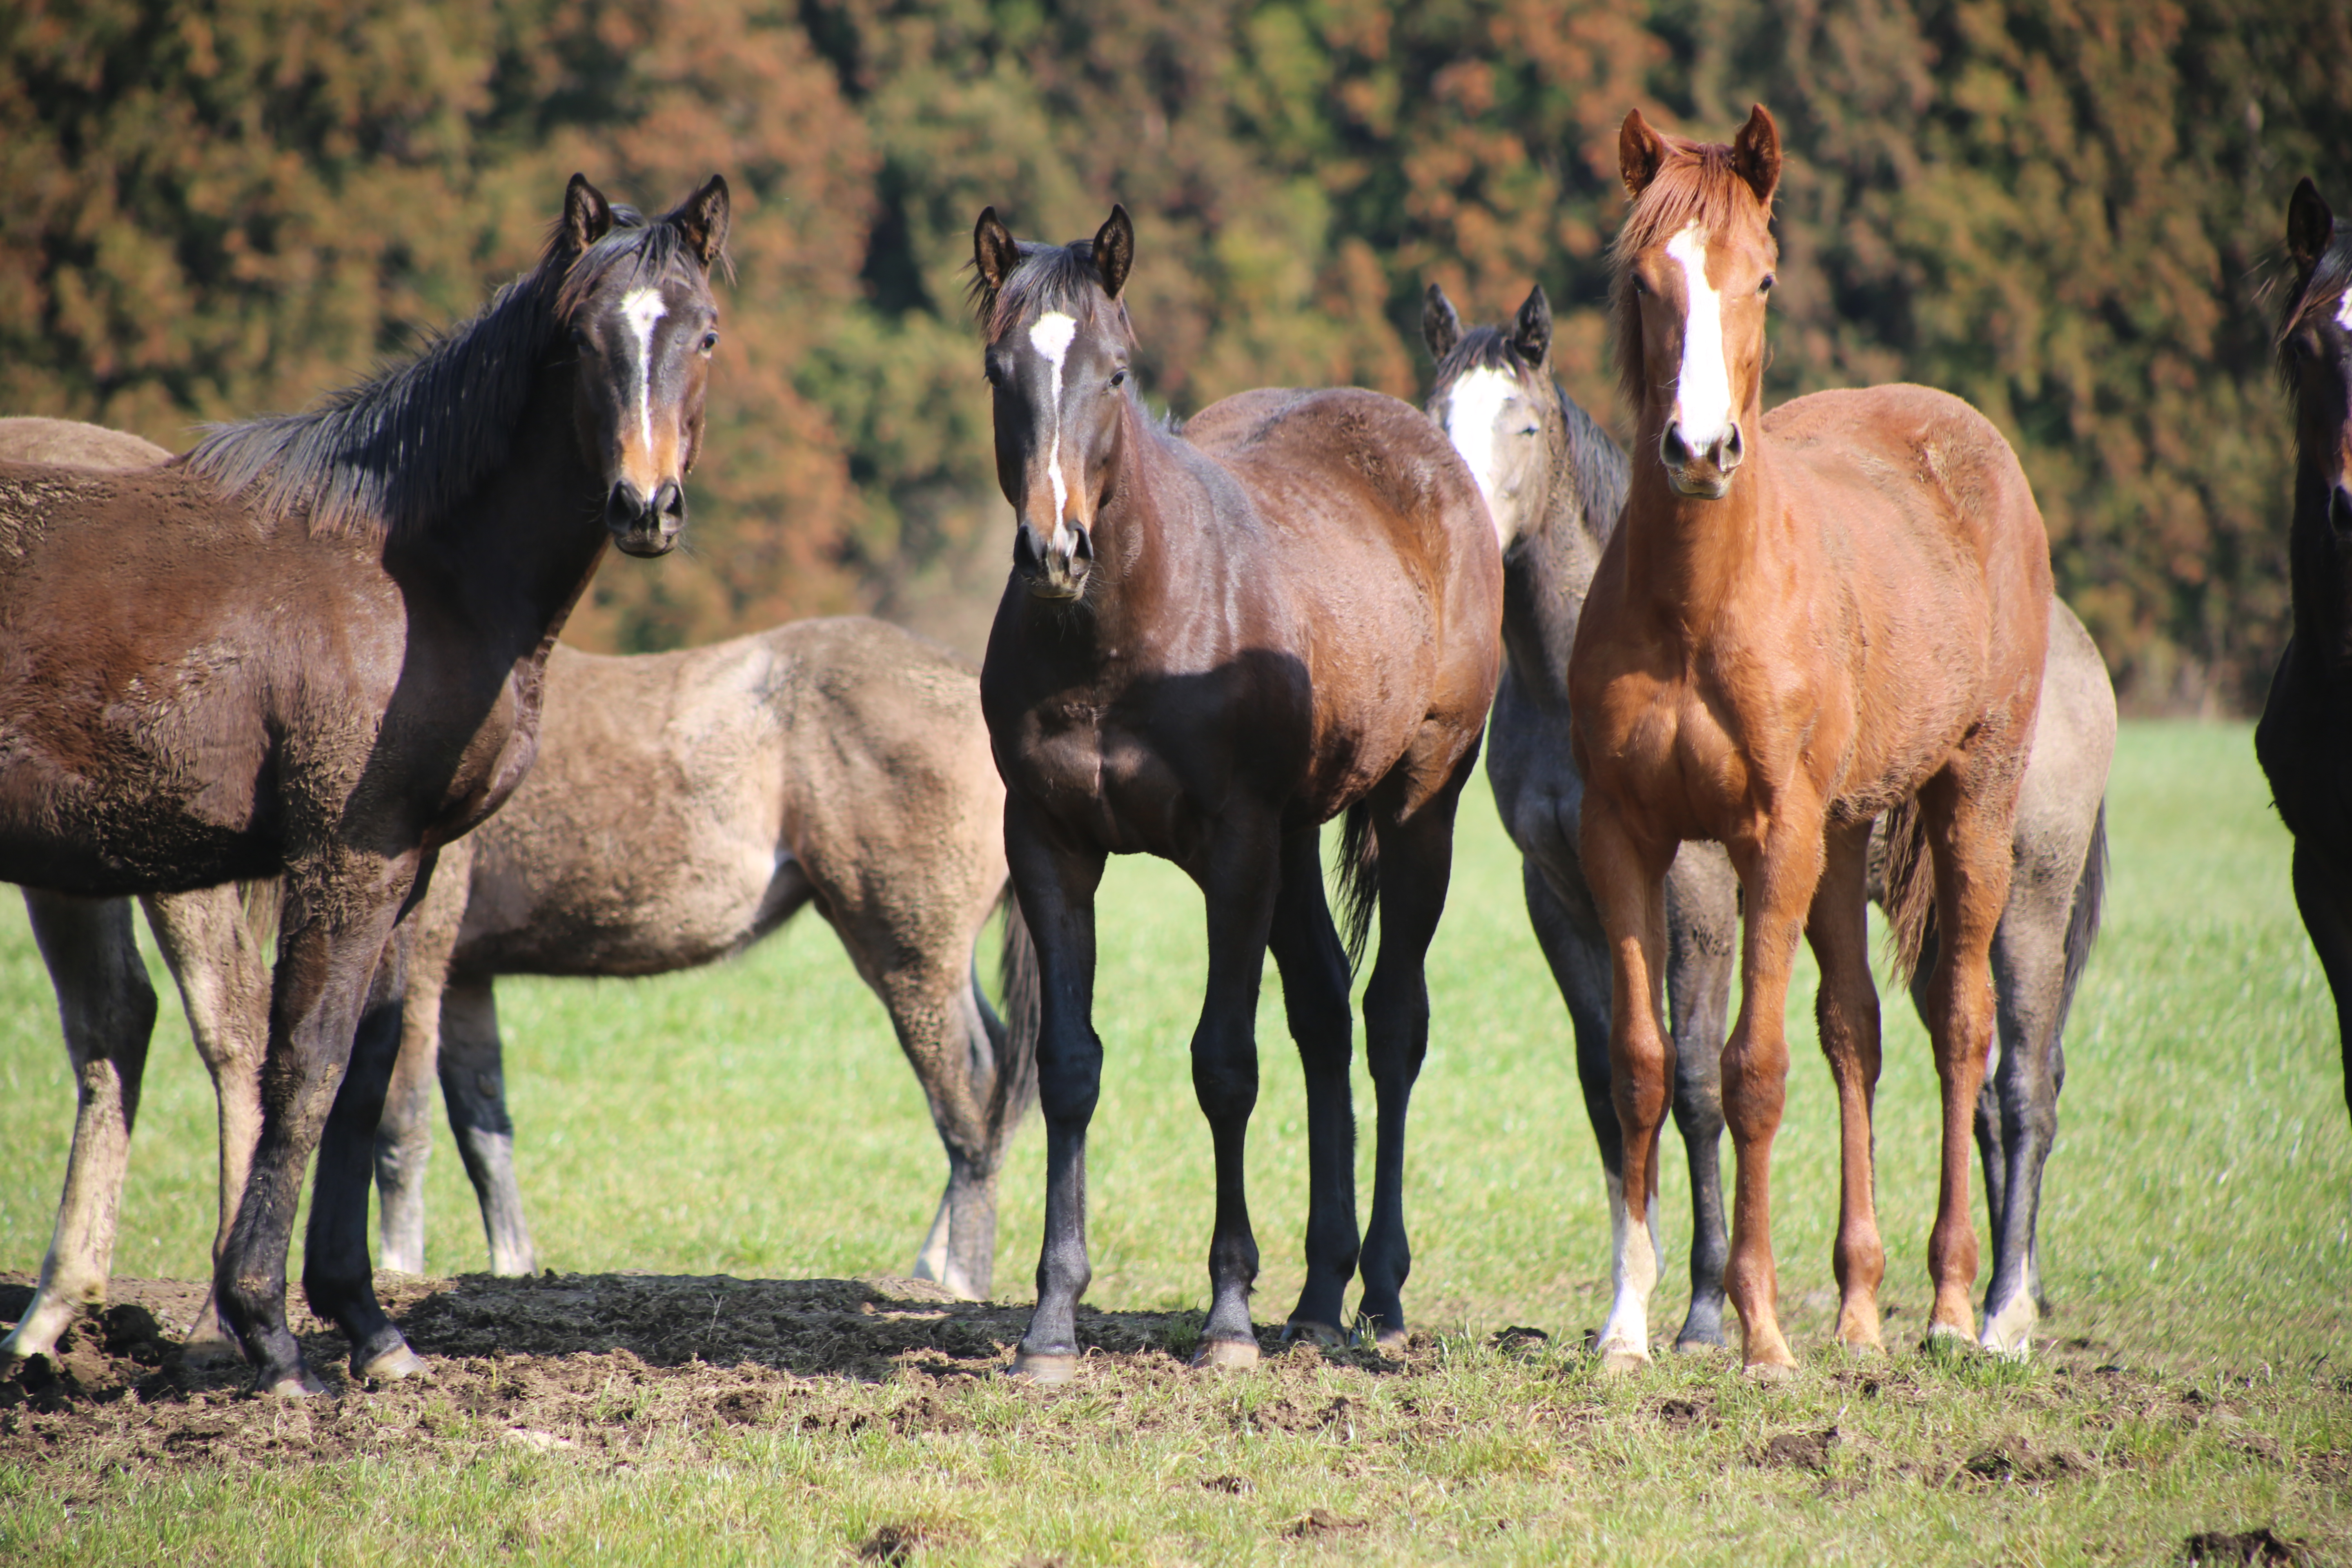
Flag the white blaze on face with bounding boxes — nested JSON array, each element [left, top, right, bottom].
[[1442, 365, 1521, 548], [1664, 223, 1735, 452], [1028, 310, 1080, 554], [621, 287, 670, 461], [2335, 289, 2352, 331]]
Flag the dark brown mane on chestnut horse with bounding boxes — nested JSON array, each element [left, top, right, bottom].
[[0, 173, 730, 1398], [971, 203, 1501, 1379], [2256, 176, 2352, 1129], [1568, 106, 2053, 1377]]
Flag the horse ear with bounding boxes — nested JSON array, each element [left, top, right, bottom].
[[1094, 204, 1134, 301], [564, 174, 614, 254], [673, 176, 731, 271], [1731, 104, 1781, 209], [1512, 284, 1553, 368], [2288, 177, 2335, 274], [1422, 283, 1462, 359], [973, 207, 1020, 297], [1619, 109, 1668, 200]]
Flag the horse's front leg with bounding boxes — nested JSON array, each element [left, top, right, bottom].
[[215, 853, 419, 1397], [1004, 800, 1106, 1383], [374, 842, 468, 1275], [142, 883, 273, 1363], [1718, 801, 1826, 1378], [1663, 846, 1738, 1352], [1807, 819, 1886, 1351], [2, 892, 157, 1369], [1267, 826, 1358, 1343], [1578, 794, 1675, 1370]]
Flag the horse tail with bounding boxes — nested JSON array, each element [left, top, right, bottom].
[[2055, 801, 2107, 1025], [1878, 795, 1937, 987], [985, 884, 1042, 1138], [1334, 802, 1381, 973]]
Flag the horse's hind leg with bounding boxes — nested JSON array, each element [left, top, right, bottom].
[[374, 844, 468, 1275], [1975, 891, 2065, 1356], [1, 892, 157, 1369], [1917, 772, 2020, 1346], [1664, 850, 1737, 1351], [1808, 820, 1887, 1352], [429, 980, 536, 1276], [141, 884, 272, 1364], [1268, 826, 1359, 1343], [1356, 774, 1474, 1348]]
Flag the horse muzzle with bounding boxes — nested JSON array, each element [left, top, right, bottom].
[[1661, 418, 1744, 500], [1015, 517, 1092, 601], [608, 477, 686, 558]]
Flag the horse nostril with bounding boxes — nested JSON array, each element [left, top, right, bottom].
[[1071, 524, 1094, 563], [1721, 423, 1745, 467], [2332, 483, 2352, 532], [1660, 422, 1692, 466], [606, 479, 646, 525], [653, 480, 686, 521]]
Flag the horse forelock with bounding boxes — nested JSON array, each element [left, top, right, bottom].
[[2276, 218, 2352, 397], [971, 239, 1131, 349], [1609, 138, 1775, 420], [187, 204, 719, 546], [1431, 326, 1546, 401]]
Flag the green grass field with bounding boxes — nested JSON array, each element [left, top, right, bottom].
[[2, 720, 2347, 1563]]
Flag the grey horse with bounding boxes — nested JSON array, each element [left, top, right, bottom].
[[1424, 287, 2112, 1356], [0, 416, 1034, 1372]]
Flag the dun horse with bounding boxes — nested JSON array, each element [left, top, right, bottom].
[[2256, 178, 2352, 1129], [0, 175, 731, 1396], [3, 607, 1038, 1372], [1425, 285, 2111, 1356], [972, 205, 1501, 1379], [1569, 109, 2053, 1375]]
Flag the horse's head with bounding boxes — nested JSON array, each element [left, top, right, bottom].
[[1424, 283, 1563, 550], [971, 205, 1138, 601], [2282, 178, 2352, 535], [555, 174, 730, 558], [1612, 105, 1780, 501]]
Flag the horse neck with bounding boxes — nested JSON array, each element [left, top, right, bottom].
[[1502, 396, 1623, 697], [409, 365, 610, 661], [1618, 403, 1769, 638]]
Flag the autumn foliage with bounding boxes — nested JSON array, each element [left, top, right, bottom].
[[3, 0, 2346, 706]]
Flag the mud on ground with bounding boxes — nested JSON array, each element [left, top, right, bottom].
[[0, 1270, 1410, 1479]]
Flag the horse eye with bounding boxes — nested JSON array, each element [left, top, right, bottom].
[[700, 331, 719, 353], [569, 327, 591, 352], [1759, 274, 1776, 295], [1110, 368, 1127, 389], [1633, 275, 1651, 296]]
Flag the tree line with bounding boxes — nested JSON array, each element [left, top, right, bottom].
[[4, 0, 2345, 707]]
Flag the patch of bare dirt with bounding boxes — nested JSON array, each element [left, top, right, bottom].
[[2181, 1527, 2311, 1565], [1750, 1425, 1840, 1472], [1957, 1436, 2096, 1486]]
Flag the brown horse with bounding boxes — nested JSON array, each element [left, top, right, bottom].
[[3, 608, 1036, 1370], [1425, 289, 2112, 1358], [971, 206, 1501, 1379], [0, 174, 730, 1397], [1568, 109, 2052, 1376], [2256, 178, 2352, 1131]]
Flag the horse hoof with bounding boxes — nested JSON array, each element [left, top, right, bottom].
[[180, 1333, 246, 1370], [1979, 1298, 2036, 1359], [1598, 1344, 1650, 1374], [1372, 1326, 1410, 1353], [262, 1368, 334, 1400], [360, 1343, 428, 1383], [1922, 1321, 1978, 1359], [1281, 1319, 1345, 1348], [1191, 1337, 1261, 1372], [1670, 1335, 1728, 1356], [1742, 1358, 1798, 1384], [1006, 1351, 1078, 1385]]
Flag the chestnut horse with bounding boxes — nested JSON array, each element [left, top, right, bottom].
[[1427, 286, 2112, 1357], [2256, 177, 2352, 1129], [0, 174, 729, 1396], [972, 206, 1500, 1379], [1568, 108, 2052, 1375]]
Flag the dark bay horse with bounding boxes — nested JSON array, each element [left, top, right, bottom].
[[2256, 177, 2352, 1130], [3, 612, 1036, 1367], [1568, 108, 2052, 1376], [0, 174, 731, 1397], [1426, 284, 2111, 1358], [971, 206, 1501, 1379]]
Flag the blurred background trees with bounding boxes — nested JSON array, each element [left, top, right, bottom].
[[3, 0, 2345, 707]]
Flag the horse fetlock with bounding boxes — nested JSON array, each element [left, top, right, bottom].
[[1833, 1296, 1886, 1352], [1979, 1288, 2037, 1357]]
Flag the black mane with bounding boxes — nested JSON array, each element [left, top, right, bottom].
[[970, 238, 1130, 343], [186, 207, 694, 543]]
